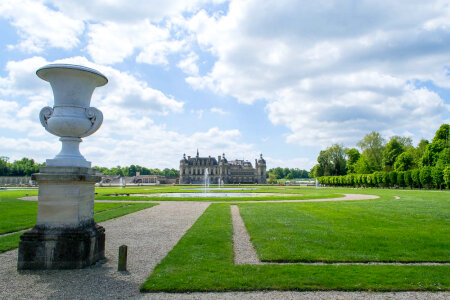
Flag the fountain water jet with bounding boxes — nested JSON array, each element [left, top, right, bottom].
[[203, 169, 210, 193]]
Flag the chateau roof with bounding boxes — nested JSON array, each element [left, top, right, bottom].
[[181, 155, 218, 166], [190, 157, 218, 165]]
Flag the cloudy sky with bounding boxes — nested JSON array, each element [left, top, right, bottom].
[[0, 0, 449, 170]]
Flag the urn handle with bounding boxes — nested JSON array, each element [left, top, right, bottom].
[[39, 106, 59, 136], [81, 107, 103, 138]]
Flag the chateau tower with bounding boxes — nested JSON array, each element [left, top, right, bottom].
[[256, 154, 267, 184]]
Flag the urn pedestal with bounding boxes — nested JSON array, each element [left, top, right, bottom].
[[18, 167, 105, 269], [18, 64, 108, 270]]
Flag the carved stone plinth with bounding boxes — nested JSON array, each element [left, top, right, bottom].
[[18, 166, 105, 270]]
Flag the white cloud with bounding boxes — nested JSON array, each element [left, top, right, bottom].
[[184, 0, 450, 146], [0, 137, 58, 163], [0, 0, 225, 63], [87, 20, 184, 65], [48, 0, 226, 24], [0, 56, 50, 97], [0, 0, 84, 52], [177, 52, 199, 75], [210, 107, 227, 115], [190, 109, 204, 119], [0, 56, 184, 116]]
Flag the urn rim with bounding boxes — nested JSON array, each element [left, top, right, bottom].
[[36, 64, 108, 87]]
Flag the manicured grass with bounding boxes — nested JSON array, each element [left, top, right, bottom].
[[0, 192, 152, 235], [0, 191, 38, 234], [0, 232, 22, 253], [94, 185, 343, 201], [142, 191, 450, 292], [0, 189, 157, 253], [239, 191, 450, 262]]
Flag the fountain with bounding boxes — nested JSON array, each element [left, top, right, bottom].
[[203, 168, 210, 193], [120, 177, 124, 188], [218, 178, 224, 188], [315, 178, 319, 188]]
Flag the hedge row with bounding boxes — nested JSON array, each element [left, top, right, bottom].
[[318, 166, 450, 189]]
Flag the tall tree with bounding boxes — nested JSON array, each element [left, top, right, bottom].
[[317, 150, 332, 176], [432, 124, 449, 144], [383, 137, 406, 170], [394, 151, 414, 171], [390, 135, 413, 148], [357, 131, 385, 171], [353, 155, 374, 174], [0, 156, 8, 176], [315, 144, 347, 176], [422, 124, 449, 166], [328, 144, 348, 175], [345, 148, 360, 174]]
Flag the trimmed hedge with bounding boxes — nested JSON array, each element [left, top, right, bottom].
[[318, 166, 449, 189]]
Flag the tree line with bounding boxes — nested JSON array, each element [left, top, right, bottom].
[[266, 167, 309, 180], [92, 165, 180, 178], [311, 124, 449, 189], [0, 157, 179, 178], [0, 157, 42, 176]]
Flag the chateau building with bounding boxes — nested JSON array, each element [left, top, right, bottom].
[[179, 150, 266, 184]]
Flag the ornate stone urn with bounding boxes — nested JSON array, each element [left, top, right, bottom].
[[18, 64, 108, 270], [37, 64, 107, 167]]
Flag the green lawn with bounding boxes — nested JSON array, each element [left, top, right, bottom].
[[0, 189, 157, 253], [239, 191, 450, 262], [142, 189, 450, 292], [94, 185, 343, 201], [0, 190, 39, 234]]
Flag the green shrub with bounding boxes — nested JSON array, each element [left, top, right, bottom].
[[348, 174, 354, 186], [431, 167, 444, 189], [444, 166, 450, 189], [375, 171, 383, 187], [389, 171, 398, 187], [404, 170, 412, 188], [397, 171, 405, 187], [420, 166, 433, 189], [361, 174, 367, 185], [382, 172, 390, 187], [411, 169, 421, 188], [322, 166, 449, 190]]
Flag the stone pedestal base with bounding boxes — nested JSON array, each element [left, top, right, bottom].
[[18, 166, 104, 270], [18, 223, 105, 270]]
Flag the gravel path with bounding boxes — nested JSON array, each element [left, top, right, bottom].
[[0, 202, 209, 299], [231, 205, 261, 265]]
